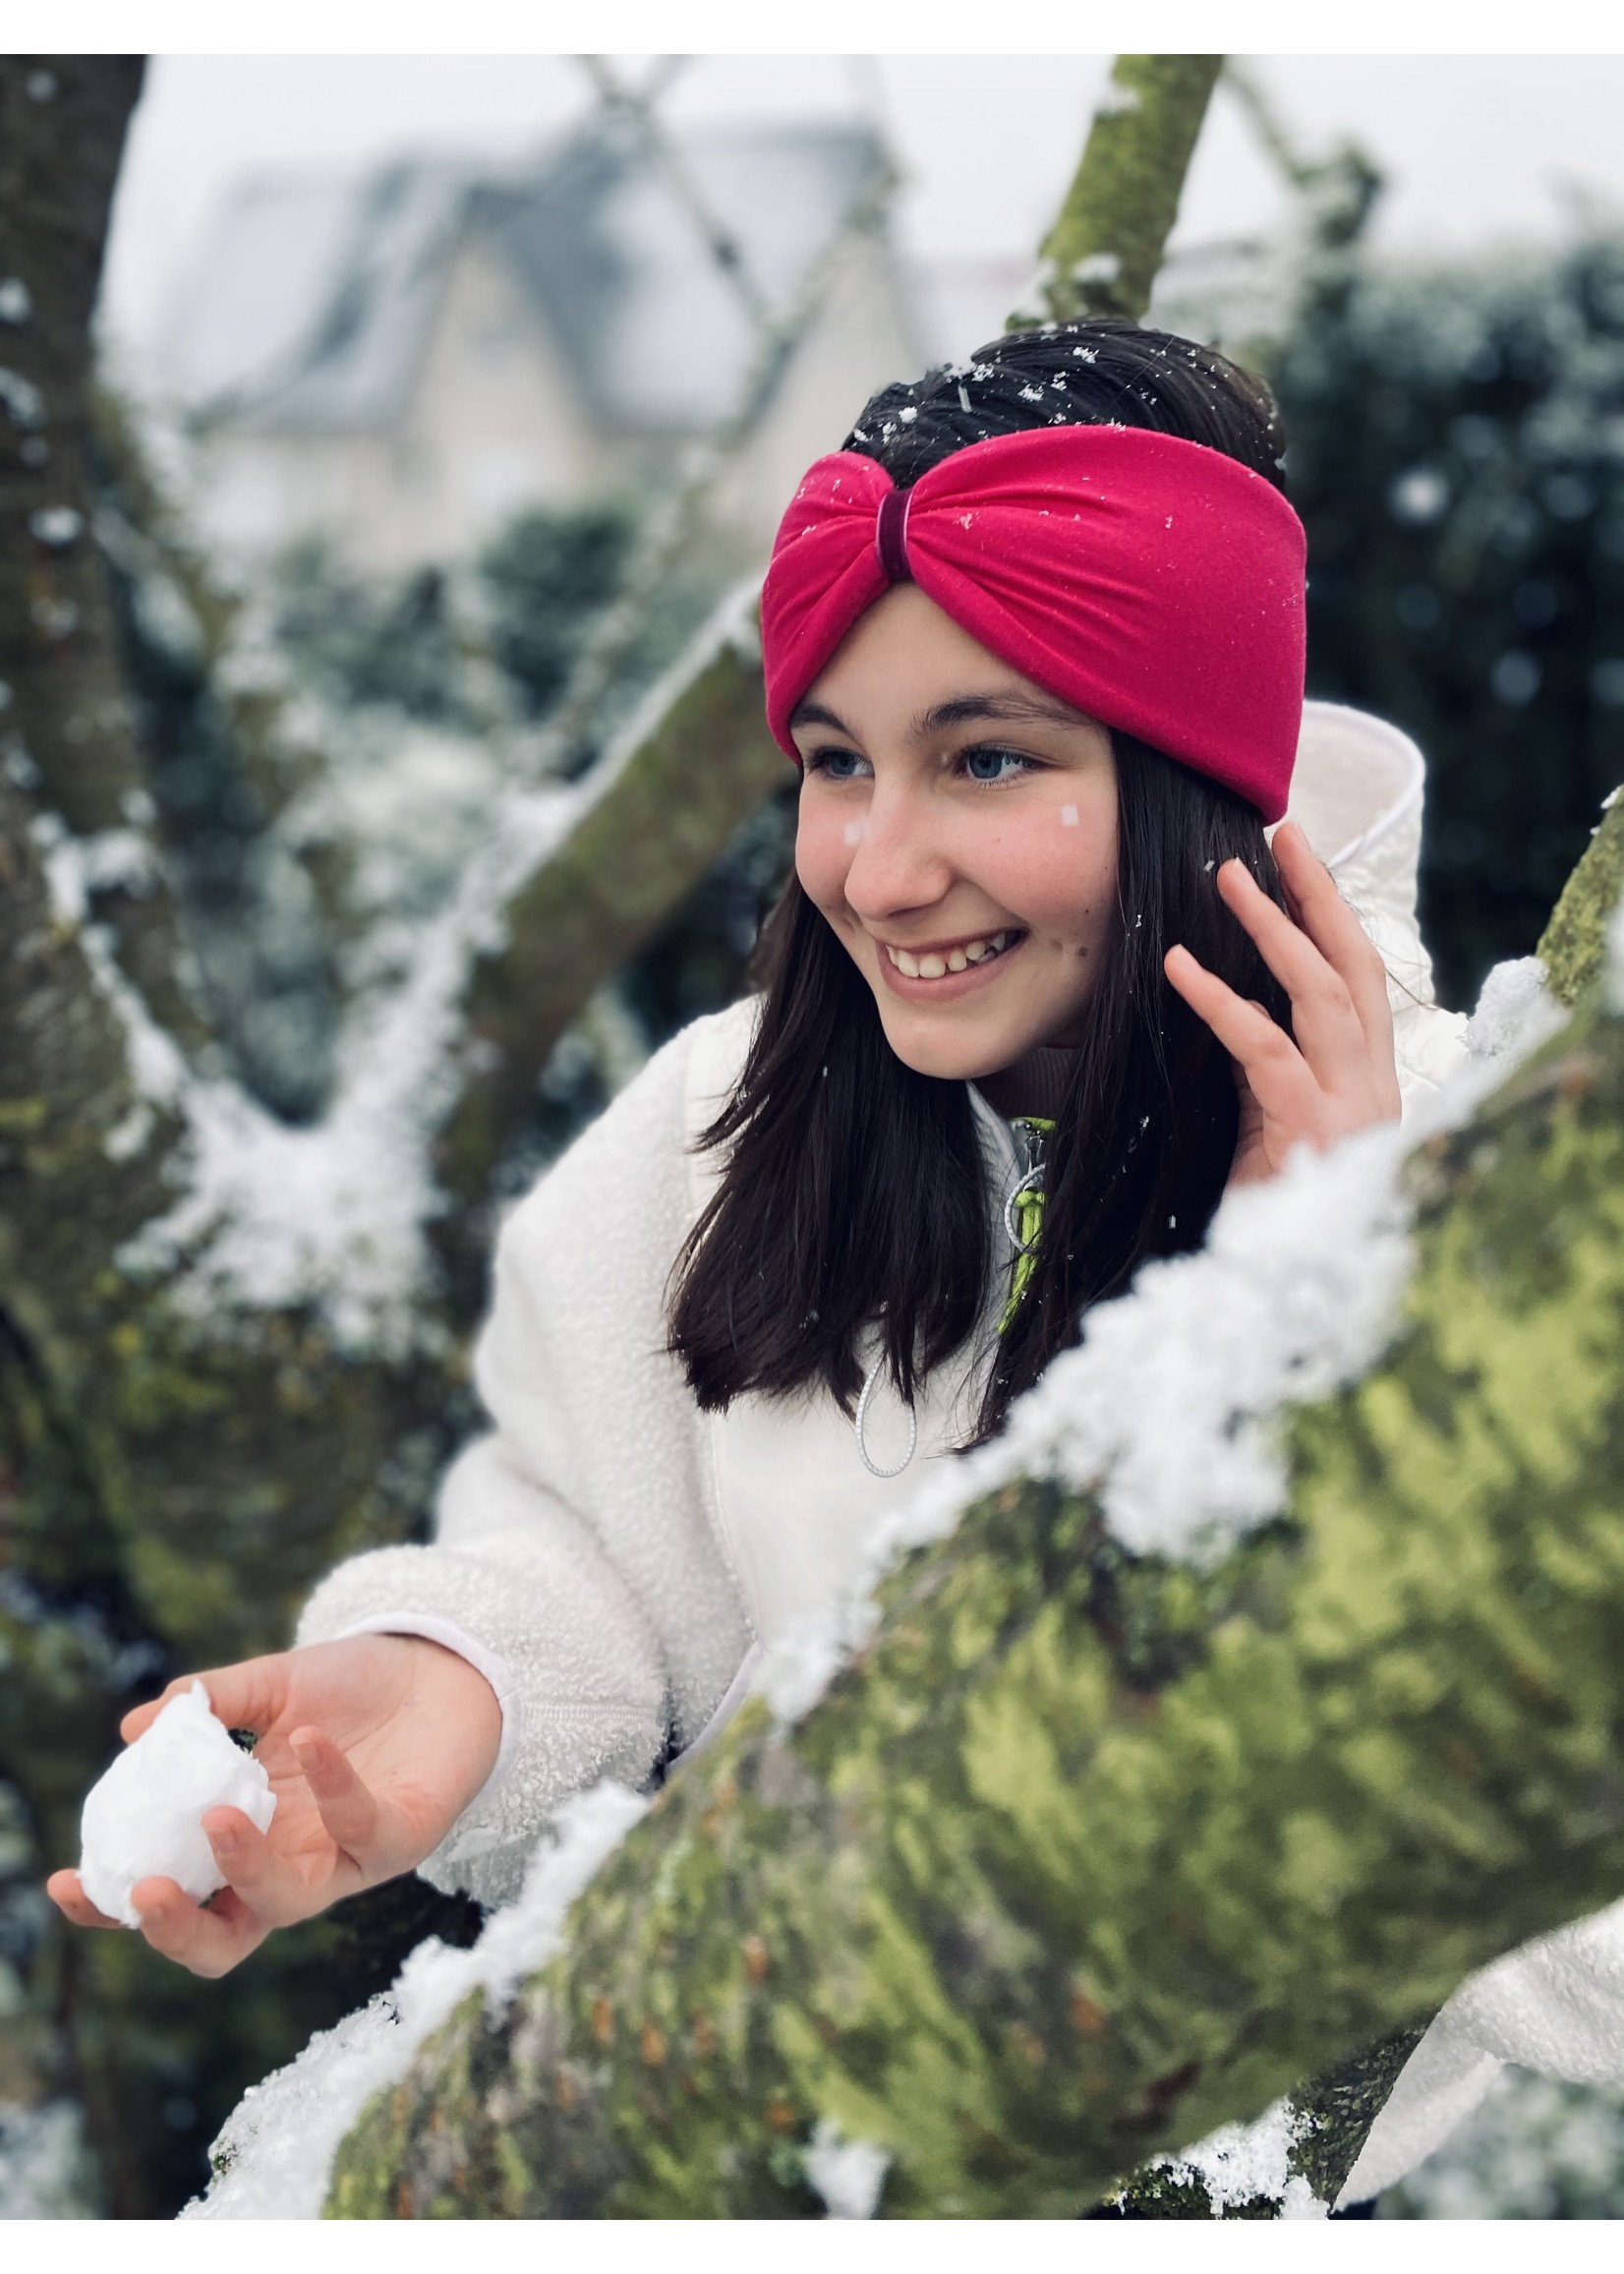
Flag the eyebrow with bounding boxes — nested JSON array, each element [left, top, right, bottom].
[[787, 691, 1093, 740], [912, 692, 1094, 735], [787, 698, 851, 734]]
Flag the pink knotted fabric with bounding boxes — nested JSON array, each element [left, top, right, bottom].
[[761, 425, 1307, 823]]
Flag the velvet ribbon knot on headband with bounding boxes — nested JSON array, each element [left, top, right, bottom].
[[761, 425, 1308, 823]]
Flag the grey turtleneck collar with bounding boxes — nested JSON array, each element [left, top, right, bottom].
[[973, 1043, 1077, 1124]]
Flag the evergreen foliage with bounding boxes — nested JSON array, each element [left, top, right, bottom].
[[477, 503, 635, 724], [1273, 229, 1624, 1005], [269, 545, 471, 727]]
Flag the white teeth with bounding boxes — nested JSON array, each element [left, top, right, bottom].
[[887, 933, 1019, 979]]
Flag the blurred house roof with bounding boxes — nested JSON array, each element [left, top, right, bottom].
[[167, 116, 890, 438]]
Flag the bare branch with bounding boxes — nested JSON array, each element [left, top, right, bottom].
[[519, 139, 897, 783], [577, 55, 776, 334], [433, 585, 782, 1234], [1014, 55, 1224, 327], [416, 146, 899, 1226]]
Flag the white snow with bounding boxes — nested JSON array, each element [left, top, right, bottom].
[[1155, 2098, 1328, 2218], [0, 365, 45, 430], [0, 2099, 97, 2220], [27, 505, 84, 549], [183, 1779, 646, 2220], [1465, 953, 1564, 1062], [78, 1683, 275, 1929], [116, 773, 575, 1357], [104, 574, 763, 1358], [760, 952, 1570, 1725], [803, 2119, 890, 2218], [172, 941, 1586, 2214]]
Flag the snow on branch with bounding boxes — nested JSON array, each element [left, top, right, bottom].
[[115, 579, 768, 1353]]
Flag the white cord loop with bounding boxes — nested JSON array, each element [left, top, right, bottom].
[[854, 1348, 918, 1480], [1004, 1163, 1046, 1254]]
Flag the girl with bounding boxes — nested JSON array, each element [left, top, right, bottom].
[[49, 319, 1460, 1975]]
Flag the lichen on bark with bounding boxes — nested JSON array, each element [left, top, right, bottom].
[[1537, 792, 1624, 1009], [1015, 56, 1224, 327], [325, 974, 1624, 2216]]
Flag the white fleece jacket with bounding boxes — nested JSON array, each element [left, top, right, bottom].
[[296, 700, 1616, 2201]]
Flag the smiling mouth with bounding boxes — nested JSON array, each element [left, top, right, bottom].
[[882, 929, 1023, 981]]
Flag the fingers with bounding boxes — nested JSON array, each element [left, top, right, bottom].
[[46, 1869, 122, 1931], [1256, 826, 1398, 1053], [129, 1877, 268, 1980], [188, 1726, 382, 1928], [1213, 851, 1393, 1104], [192, 1802, 336, 1930], [120, 1653, 292, 1746], [1165, 945, 1321, 1127], [289, 1725, 382, 1861]]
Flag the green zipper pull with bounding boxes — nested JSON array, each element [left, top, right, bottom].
[[1000, 1116, 1054, 1334]]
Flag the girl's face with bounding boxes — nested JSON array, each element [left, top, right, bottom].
[[792, 583, 1119, 1081]]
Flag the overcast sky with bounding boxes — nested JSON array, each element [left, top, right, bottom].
[[104, 53, 1624, 381]]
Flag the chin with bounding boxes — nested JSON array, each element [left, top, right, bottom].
[[874, 1010, 1036, 1085]]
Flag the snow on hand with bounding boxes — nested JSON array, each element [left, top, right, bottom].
[[79, 1682, 275, 1929]]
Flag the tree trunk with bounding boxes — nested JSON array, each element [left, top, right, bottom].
[[325, 905, 1624, 2214], [1015, 56, 1224, 327], [0, 43, 1445, 2218], [0, 58, 206, 1049]]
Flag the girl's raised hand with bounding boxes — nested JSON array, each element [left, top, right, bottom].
[[46, 1633, 501, 1977], [1164, 821, 1402, 1190]]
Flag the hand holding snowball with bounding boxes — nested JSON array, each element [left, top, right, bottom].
[[78, 1681, 278, 1925], [48, 1634, 501, 1977]]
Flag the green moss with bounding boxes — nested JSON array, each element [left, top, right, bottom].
[[1537, 794, 1624, 1005], [325, 997, 1624, 2218], [1022, 57, 1224, 325]]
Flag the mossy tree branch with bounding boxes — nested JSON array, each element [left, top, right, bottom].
[[1537, 792, 1624, 1008], [329, 949, 1624, 2214], [432, 598, 783, 1256], [1015, 55, 1224, 327]]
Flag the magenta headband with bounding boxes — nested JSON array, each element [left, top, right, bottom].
[[761, 424, 1307, 823]]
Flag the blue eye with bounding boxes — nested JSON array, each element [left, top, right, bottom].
[[961, 745, 1032, 784], [807, 746, 871, 781]]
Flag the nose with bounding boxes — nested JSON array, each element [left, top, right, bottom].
[[841, 781, 955, 924]]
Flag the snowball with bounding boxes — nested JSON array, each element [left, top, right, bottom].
[[79, 1682, 276, 1928], [804, 2119, 890, 2218]]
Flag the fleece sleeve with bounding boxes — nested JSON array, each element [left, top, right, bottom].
[[295, 1015, 755, 1907]]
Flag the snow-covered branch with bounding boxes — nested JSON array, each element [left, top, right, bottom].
[[207, 877, 1624, 2218]]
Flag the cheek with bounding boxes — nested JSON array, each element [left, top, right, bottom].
[[978, 801, 1118, 941], [793, 798, 853, 912]]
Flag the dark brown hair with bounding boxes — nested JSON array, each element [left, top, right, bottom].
[[668, 319, 1293, 1441]]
